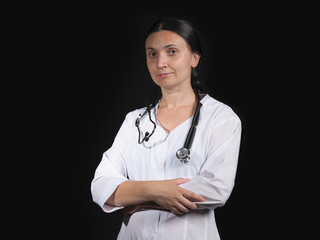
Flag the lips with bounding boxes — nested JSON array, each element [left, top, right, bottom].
[[157, 72, 173, 78]]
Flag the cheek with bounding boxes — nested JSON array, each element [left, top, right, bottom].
[[146, 59, 155, 72], [146, 61, 159, 84], [174, 58, 192, 74], [146, 62, 153, 76]]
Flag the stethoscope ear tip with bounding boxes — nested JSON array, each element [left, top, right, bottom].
[[135, 115, 142, 127], [136, 89, 200, 163], [144, 132, 150, 142]]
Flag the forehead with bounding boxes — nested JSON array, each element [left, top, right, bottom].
[[145, 30, 189, 50]]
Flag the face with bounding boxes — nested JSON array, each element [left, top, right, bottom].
[[145, 30, 200, 90]]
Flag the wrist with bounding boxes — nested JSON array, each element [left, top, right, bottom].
[[143, 181, 157, 202]]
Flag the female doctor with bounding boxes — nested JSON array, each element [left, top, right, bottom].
[[91, 18, 242, 239]]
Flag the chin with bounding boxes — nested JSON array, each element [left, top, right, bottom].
[[152, 75, 184, 90], [155, 80, 173, 88]]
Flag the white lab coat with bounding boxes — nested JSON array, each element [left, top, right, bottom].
[[91, 94, 242, 240]]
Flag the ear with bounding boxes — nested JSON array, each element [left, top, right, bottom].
[[191, 52, 201, 68]]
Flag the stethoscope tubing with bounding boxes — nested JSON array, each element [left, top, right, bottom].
[[136, 89, 201, 163]]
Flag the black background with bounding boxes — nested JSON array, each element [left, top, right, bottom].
[[8, 4, 308, 240]]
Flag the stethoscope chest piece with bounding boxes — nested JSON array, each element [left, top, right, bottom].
[[176, 148, 190, 164], [136, 89, 201, 164]]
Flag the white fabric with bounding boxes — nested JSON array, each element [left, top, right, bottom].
[[91, 94, 242, 240]]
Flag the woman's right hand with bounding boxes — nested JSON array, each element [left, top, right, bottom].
[[146, 178, 205, 215]]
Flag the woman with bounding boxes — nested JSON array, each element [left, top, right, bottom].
[[91, 18, 242, 239]]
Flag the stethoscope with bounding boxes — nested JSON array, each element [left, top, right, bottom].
[[135, 89, 201, 164]]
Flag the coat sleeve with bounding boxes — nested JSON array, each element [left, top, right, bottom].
[[91, 113, 133, 213], [180, 106, 242, 210]]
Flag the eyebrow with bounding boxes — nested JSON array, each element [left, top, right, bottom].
[[146, 44, 178, 51]]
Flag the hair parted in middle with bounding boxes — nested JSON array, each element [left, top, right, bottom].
[[145, 18, 203, 92]]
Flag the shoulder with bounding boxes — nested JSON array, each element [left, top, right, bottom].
[[200, 94, 241, 125], [122, 106, 148, 127]]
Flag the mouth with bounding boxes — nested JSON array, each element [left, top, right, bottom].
[[157, 72, 173, 78]]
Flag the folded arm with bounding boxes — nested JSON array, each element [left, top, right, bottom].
[[180, 115, 242, 209], [106, 178, 205, 215]]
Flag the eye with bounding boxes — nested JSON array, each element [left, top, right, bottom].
[[168, 49, 178, 56], [148, 51, 157, 58]]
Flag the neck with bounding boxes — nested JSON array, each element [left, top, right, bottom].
[[159, 86, 196, 108]]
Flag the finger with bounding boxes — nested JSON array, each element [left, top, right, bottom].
[[171, 206, 182, 215], [179, 197, 198, 210], [180, 188, 205, 202], [171, 204, 188, 215], [173, 178, 190, 185]]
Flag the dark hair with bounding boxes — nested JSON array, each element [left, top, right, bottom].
[[146, 18, 203, 92]]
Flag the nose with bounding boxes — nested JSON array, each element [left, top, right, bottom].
[[156, 53, 168, 69]]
